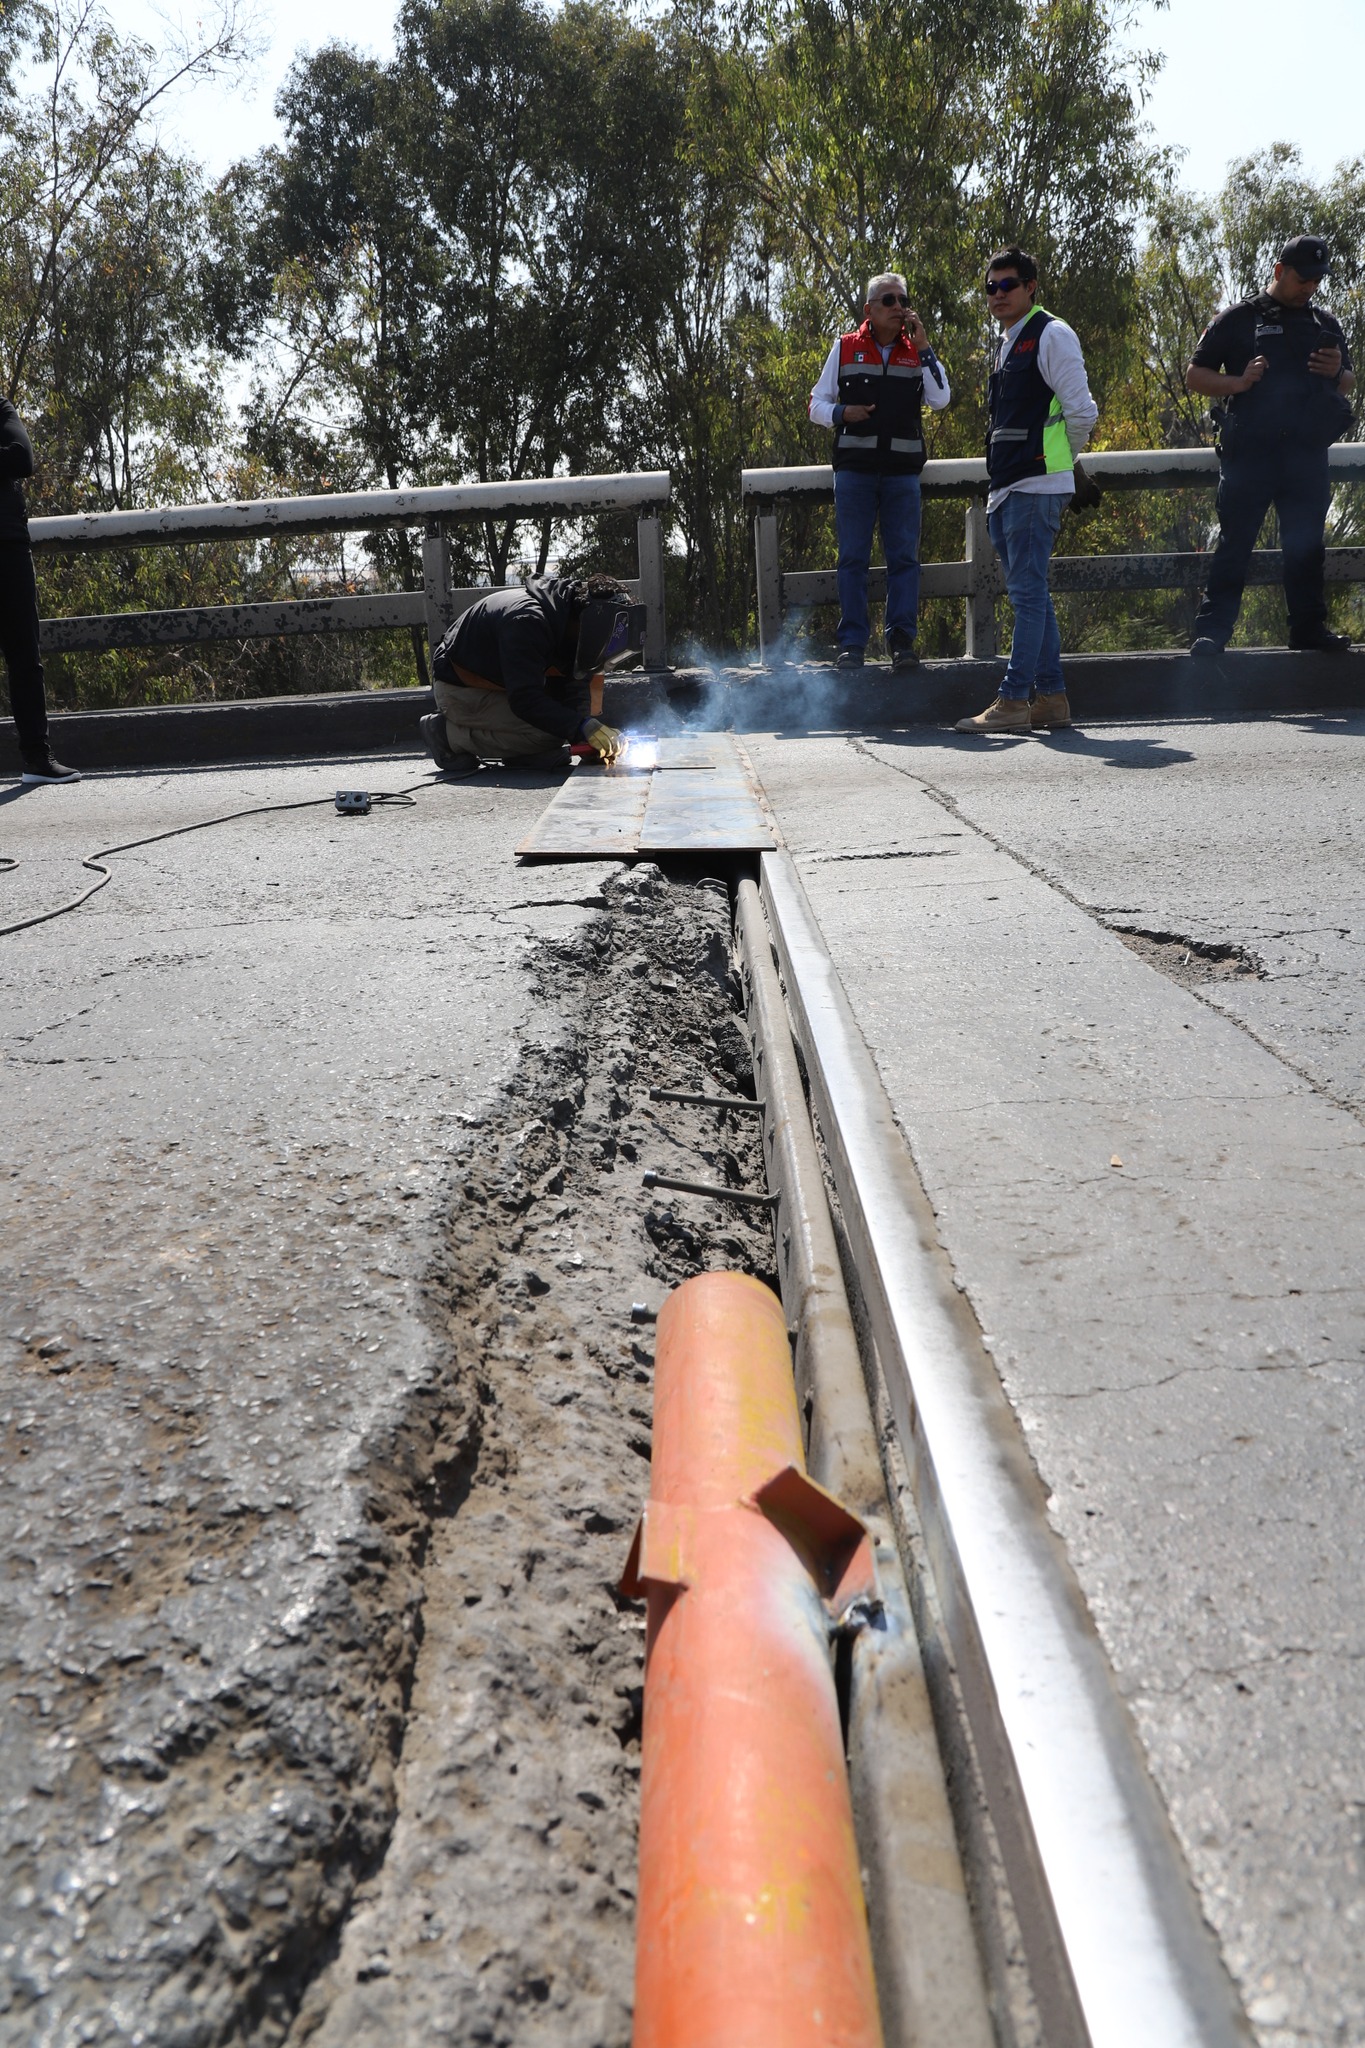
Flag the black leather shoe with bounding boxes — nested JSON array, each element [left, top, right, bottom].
[[1188, 636, 1225, 659], [20, 753, 81, 783], [1288, 629, 1352, 653]]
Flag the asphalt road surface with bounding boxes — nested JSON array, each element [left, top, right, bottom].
[[750, 713, 1365, 2048], [0, 756, 620, 2044], [4, 715, 1364, 2048]]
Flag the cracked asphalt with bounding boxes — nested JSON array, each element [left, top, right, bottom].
[[748, 716, 1365, 2048], [6, 719, 1365, 2048], [0, 755, 618, 2045]]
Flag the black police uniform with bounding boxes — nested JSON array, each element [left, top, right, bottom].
[[1191, 293, 1353, 646], [0, 397, 52, 765]]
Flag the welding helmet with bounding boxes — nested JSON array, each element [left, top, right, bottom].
[[573, 598, 647, 681]]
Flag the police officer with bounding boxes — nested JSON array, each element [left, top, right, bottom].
[[1186, 234, 1355, 657], [808, 271, 952, 672], [421, 572, 644, 773]]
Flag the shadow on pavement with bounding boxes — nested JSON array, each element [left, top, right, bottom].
[[866, 725, 1196, 769]]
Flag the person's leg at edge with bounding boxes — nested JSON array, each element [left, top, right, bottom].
[[0, 543, 52, 761], [1192, 448, 1275, 648], [1277, 443, 1334, 644], [833, 467, 877, 656], [995, 492, 1063, 697], [881, 473, 923, 653]]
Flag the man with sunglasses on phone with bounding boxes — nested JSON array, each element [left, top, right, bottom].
[[1184, 234, 1354, 659], [421, 572, 645, 772], [956, 247, 1098, 735], [809, 271, 952, 672]]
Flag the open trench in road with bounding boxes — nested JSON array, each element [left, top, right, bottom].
[[281, 861, 778, 2048]]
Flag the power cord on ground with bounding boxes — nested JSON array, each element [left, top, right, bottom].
[[0, 770, 475, 939]]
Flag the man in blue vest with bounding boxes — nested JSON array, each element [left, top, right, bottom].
[[1185, 235, 1355, 658], [956, 247, 1099, 734], [809, 271, 952, 672]]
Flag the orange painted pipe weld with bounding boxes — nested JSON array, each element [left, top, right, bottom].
[[620, 1271, 885, 2048]]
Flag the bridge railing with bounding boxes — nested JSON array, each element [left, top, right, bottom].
[[28, 471, 671, 670], [741, 448, 1365, 661]]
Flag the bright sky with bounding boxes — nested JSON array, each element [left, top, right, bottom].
[[1124, 0, 1365, 193], [110, 0, 1365, 194]]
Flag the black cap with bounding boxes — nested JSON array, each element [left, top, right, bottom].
[[1279, 234, 1328, 278]]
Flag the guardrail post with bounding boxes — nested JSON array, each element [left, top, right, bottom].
[[754, 510, 783, 665], [964, 502, 998, 659], [421, 520, 454, 655], [636, 508, 667, 668]]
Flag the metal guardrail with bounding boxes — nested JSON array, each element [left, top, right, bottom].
[[742, 446, 1365, 661], [29, 471, 672, 668]]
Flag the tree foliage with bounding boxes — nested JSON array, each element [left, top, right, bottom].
[[2, 0, 1360, 709]]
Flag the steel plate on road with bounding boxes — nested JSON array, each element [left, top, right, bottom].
[[516, 734, 779, 859]]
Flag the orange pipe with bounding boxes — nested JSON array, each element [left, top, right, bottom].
[[621, 1271, 884, 2048]]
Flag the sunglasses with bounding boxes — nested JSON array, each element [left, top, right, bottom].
[[985, 276, 1023, 295], [876, 292, 909, 307]]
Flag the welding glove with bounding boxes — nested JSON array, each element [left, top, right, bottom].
[[582, 718, 627, 765], [1068, 462, 1103, 515]]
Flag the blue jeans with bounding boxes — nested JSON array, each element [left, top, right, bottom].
[[834, 468, 922, 651], [987, 491, 1064, 697]]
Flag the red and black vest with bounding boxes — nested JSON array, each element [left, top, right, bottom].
[[834, 323, 927, 475]]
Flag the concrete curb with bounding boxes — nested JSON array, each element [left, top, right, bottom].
[[5, 651, 1364, 773], [655, 650, 1365, 732]]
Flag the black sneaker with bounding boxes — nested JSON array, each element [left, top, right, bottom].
[[891, 645, 922, 673], [1289, 629, 1353, 653], [834, 648, 865, 670], [419, 712, 478, 775], [1188, 636, 1225, 659], [20, 753, 81, 783]]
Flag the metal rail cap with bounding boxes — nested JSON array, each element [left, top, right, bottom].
[[742, 442, 1365, 505], [742, 459, 986, 501], [30, 471, 672, 552]]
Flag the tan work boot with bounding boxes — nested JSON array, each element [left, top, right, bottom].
[[1030, 691, 1071, 729], [954, 695, 1031, 734]]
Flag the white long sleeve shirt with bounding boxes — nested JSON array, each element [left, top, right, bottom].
[[809, 337, 952, 428], [986, 310, 1098, 513]]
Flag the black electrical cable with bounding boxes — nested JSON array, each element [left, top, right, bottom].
[[0, 770, 476, 939]]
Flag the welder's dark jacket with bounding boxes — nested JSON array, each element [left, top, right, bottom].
[[0, 398, 35, 542], [1192, 293, 1354, 450], [986, 307, 1072, 490], [432, 579, 589, 743], [832, 323, 929, 475]]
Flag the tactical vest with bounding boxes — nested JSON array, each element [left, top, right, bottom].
[[833, 325, 927, 475], [1227, 299, 1353, 447], [986, 306, 1072, 489]]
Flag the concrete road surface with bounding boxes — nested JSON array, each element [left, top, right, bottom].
[[6, 715, 1365, 2048], [749, 714, 1365, 2048]]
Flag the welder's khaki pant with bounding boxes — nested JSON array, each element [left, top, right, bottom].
[[432, 676, 568, 763]]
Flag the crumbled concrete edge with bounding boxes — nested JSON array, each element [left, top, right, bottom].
[[282, 862, 777, 2047]]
